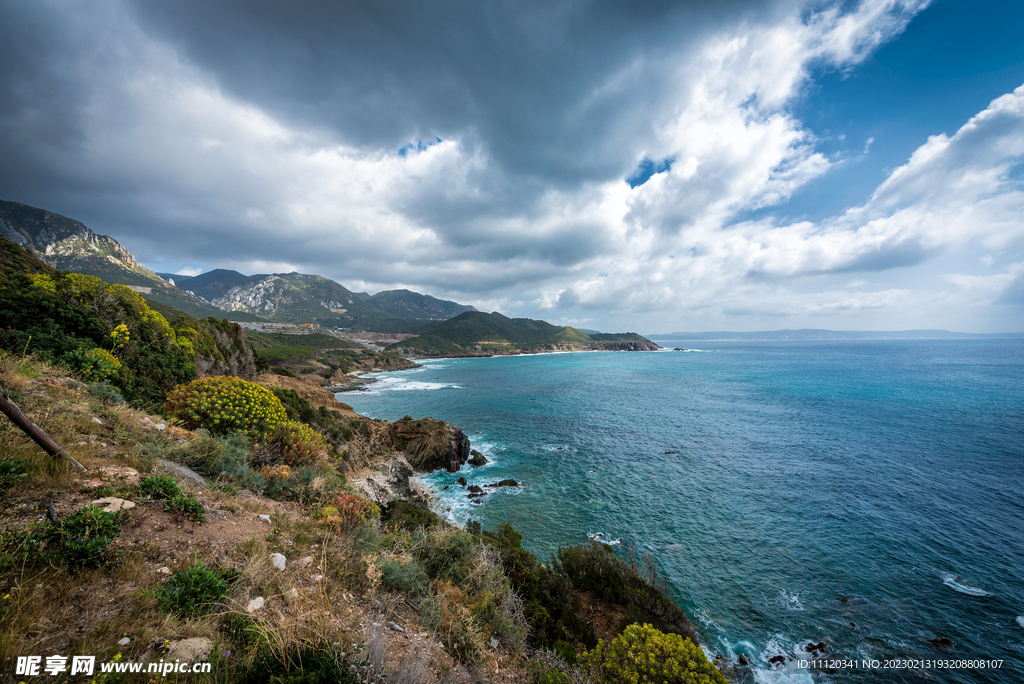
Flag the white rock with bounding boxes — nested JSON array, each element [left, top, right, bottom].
[[246, 597, 265, 613], [156, 424, 165, 430], [157, 566, 171, 575], [295, 556, 313, 568], [91, 416, 104, 424], [490, 638, 499, 649], [287, 587, 299, 602], [258, 514, 271, 523], [118, 637, 130, 646], [270, 553, 286, 571], [387, 621, 404, 633], [89, 497, 136, 513]]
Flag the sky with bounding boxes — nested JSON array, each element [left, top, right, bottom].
[[1, 0, 1023, 334]]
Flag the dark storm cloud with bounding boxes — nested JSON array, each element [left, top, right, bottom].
[[125, 0, 778, 183]]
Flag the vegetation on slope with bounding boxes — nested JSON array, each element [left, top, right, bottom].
[[389, 311, 658, 356]]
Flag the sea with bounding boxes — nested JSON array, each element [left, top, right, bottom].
[[338, 339, 1024, 683]]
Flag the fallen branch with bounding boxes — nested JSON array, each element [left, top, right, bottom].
[[0, 389, 87, 473]]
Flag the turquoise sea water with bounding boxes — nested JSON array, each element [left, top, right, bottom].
[[339, 340, 1024, 683]]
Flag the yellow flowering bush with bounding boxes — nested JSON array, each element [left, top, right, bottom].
[[110, 324, 130, 349], [165, 376, 286, 441], [71, 347, 122, 381], [266, 420, 331, 467], [583, 623, 728, 684]]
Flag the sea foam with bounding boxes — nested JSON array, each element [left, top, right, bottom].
[[942, 573, 991, 597]]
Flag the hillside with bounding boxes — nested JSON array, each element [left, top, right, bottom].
[[367, 288, 476, 320], [389, 311, 660, 356]]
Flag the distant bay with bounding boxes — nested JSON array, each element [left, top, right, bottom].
[[341, 339, 1024, 683]]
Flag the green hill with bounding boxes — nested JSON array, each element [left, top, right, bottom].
[[388, 311, 659, 356], [367, 289, 476, 320]]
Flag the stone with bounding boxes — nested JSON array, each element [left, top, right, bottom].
[[490, 638, 499, 649], [118, 637, 131, 646], [258, 514, 272, 523], [157, 459, 205, 488], [157, 566, 171, 575], [295, 556, 313, 568], [769, 655, 786, 666], [387, 621, 405, 633], [89, 497, 136, 513], [489, 479, 519, 488], [805, 642, 827, 653], [165, 637, 213, 663], [467, 485, 484, 493], [468, 450, 488, 466], [270, 553, 286, 571], [928, 637, 952, 648], [287, 588, 299, 602], [737, 654, 749, 666], [91, 416, 104, 424], [456, 477, 467, 486], [247, 597, 265, 612]]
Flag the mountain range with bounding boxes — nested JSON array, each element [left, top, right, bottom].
[[0, 199, 476, 332]]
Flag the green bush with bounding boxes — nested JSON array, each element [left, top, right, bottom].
[[378, 556, 430, 596], [415, 528, 475, 584], [557, 543, 696, 641], [473, 522, 595, 650], [0, 267, 197, 408], [156, 560, 230, 618], [583, 623, 727, 684], [0, 458, 28, 491], [267, 420, 330, 467], [139, 474, 183, 500], [381, 499, 443, 531], [32, 505, 121, 570], [165, 376, 287, 441], [243, 642, 368, 684], [166, 494, 205, 523], [69, 347, 122, 381]]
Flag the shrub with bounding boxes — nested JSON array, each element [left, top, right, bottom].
[[156, 560, 230, 618], [267, 420, 330, 467], [330, 493, 380, 528], [378, 556, 430, 596], [381, 499, 443, 531], [139, 474, 183, 500], [165, 376, 287, 441], [415, 528, 475, 584], [166, 494, 205, 523], [583, 623, 727, 684], [243, 642, 368, 684], [69, 347, 122, 381], [0, 458, 28, 492], [32, 505, 121, 570], [557, 543, 696, 641], [474, 522, 595, 650]]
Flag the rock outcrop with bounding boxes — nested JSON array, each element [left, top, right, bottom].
[[391, 417, 470, 472]]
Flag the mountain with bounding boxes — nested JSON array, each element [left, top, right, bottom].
[[0, 200, 265, 321], [168, 269, 258, 301], [388, 311, 660, 356], [646, 329, 1024, 340], [367, 289, 476, 320], [208, 272, 396, 325], [0, 199, 164, 288]]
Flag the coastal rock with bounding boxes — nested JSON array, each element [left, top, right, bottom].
[[486, 479, 520, 488], [468, 450, 488, 466], [457, 477, 467, 486], [391, 418, 471, 472], [467, 485, 484, 493], [805, 642, 827, 653], [769, 655, 786, 666], [928, 637, 952, 649], [737, 654, 749, 666]]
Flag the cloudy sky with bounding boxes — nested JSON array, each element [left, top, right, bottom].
[[2, 0, 1023, 333]]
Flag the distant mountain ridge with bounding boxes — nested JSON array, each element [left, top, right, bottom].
[[367, 289, 476, 320], [389, 311, 659, 356], [647, 329, 1024, 340]]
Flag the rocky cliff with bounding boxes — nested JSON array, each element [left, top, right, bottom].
[[391, 417, 471, 472]]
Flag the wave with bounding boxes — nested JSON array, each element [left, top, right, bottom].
[[1016, 616, 1024, 628], [360, 379, 462, 395], [587, 532, 622, 545], [942, 573, 991, 597]]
